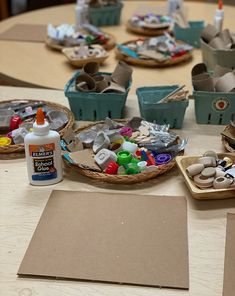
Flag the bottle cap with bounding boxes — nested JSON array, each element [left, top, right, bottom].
[[0, 137, 11, 146], [117, 150, 132, 165]]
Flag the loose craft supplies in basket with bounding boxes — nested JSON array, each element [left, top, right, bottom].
[[0, 100, 74, 157], [115, 38, 193, 67], [62, 119, 185, 184]]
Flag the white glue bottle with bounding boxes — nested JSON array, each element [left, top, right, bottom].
[[24, 108, 63, 186], [214, 0, 224, 33], [75, 0, 89, 29]]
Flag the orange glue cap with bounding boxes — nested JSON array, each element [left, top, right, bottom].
[[218, 0, 223, 10], [36, 108, 45, 125]]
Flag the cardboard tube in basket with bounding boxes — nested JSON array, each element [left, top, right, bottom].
[[215, 72, 235, 92], [75, 74, 96, 92], [192, 73, 215, 91], [201, 24, 219, 42], [111, 61, 133, 88], [209, 37, 227, 50], [81, 62, 99, 76]]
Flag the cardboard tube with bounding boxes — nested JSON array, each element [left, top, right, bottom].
[[201, 24, 219, 43], [191, 63, 207, 77], [75, 74, 96, 92], [192, 73, 215, 91], [215, 72, 235, 92], [81, 62, 99, 76], [219, 29, 233, 48], [209, 37, 227, 50], [111, 61, 132, 88]]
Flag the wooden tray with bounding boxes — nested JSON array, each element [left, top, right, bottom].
[[126, 20, 170, 36], [63, 120, 183, 184], [0, 99, 74, 158], [176, 153, 235, 200], [45, 33, 116, 52], [115, 39, 192, 67], [62, 47, 109, 67]]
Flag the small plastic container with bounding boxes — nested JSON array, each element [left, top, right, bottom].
[[201, 39, 235, 71], [64, 71, 131, 121], [89, 2, 123, 26], [173, 21, 205, 48], [193, 89, 235, 125], [136, 85, 189, 129]]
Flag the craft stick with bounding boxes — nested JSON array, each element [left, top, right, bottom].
[[156, 85, 186, 104]]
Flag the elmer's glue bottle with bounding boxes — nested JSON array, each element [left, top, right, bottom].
[[24, 108, 63, 185]]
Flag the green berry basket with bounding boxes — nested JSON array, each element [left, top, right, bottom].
[[89, 2, 123, 27], [201, 39, 235, 71], [136, 85, 189, 129], [64, 71, 131, 121], [173, 21, 205, 48], [193, 90, 235, 125]]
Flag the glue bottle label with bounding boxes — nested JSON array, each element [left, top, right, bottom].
[[29, 143, 57, 181]]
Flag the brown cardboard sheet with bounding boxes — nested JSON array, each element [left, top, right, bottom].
[[18, 190, 189, 289], [223, 213, 235, 296], [0, 24, 46, 42]]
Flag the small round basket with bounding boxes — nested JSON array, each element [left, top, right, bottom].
[[221, 125, 235, 153], [63, 120, 183, 184], [126, 20, 170, 36], [45, 33, 116, 52], [0, 99, 74, 158], [115, 39, 192, 67]]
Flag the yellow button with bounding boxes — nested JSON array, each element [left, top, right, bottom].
[[0, 137, 12, 146]]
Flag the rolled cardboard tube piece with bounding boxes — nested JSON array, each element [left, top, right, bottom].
[[191, 63, 207, 77], [209, 37, 227, 50], [96, 79, 109, 93], [76, 74, 96, 92], [192, 73, 214, 91], [101, 82, 126, 93], [82, 62, 99, 76], [219, 29, 233, 48], [201, 24, 219, 43], [215, 72, 235, 92], [213, 64, 232, 77], [111, 61, 133, 88]]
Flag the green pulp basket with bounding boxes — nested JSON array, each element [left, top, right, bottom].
[[136, 86, 189, 129], [173, 21, 204, 48], [89, 2, 123, 27], [193, 90, 235, 125], [201, 39, 235, 71], [64, 71, 131, 121]]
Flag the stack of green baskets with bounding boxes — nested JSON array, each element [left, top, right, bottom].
[[89, 2, 123, 27], [64, 71, 131, 121], [136, 85, 189, 129]]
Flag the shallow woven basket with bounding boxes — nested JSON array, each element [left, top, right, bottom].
[[221, 125, 235, 153], [126, 20, 170, 36], [63, 120, 183, 184], [45, 33, 116, 51], [0, 99, 74, 157], [115, 39, 192, 67]]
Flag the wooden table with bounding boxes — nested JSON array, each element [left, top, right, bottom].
[[0, 1, 235, 94], [0, 85, 234, 296]]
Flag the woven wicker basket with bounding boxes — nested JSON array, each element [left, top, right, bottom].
[[221, 125, 235, 153], [126, 21, 170, 36], [115, 39, 192, 67], [63, 120, 183, 184], [45, 33, 116, 52], [0, 99, 74, 157]]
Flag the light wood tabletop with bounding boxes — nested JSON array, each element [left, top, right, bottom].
[[0, 86, 235, 296], [0, 1, 235, 94]]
